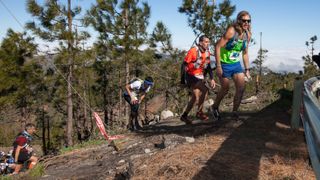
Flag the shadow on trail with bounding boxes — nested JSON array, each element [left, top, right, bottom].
[[137, 89, 293, 138], [138, 119, 218, 137], [136, 111, 258, 138], [135, 89, 304, 179], [191, 89, 305, 179]]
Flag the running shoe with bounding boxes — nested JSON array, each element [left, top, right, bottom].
[[196, 111, 209, 121], [212, 107, 221, 121], [180, 114, 192, 125]]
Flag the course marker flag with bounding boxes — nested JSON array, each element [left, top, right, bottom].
[[93, 112, 124, 140]]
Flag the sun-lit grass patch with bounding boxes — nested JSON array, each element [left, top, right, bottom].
[[27, 163, 45, 178], [59, 139, 107, 154]]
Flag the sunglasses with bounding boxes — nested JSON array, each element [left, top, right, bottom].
[[241, 19, 251, 23]]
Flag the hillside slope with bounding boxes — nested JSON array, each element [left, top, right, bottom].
[[31, 92, 315, 180]]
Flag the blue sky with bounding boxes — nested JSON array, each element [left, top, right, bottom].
[[0, 0, 319, 72]]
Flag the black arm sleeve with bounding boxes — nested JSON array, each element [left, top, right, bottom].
[[204, 65, 214, 80]]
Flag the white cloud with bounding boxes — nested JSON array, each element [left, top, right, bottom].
[[249, 46, 307, 73]]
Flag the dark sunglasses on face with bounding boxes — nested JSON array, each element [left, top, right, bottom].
[[241, 19, 251, 23]]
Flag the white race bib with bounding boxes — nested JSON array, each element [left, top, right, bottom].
[[229, 52, 240, 60], [195, 74, 204, 79]]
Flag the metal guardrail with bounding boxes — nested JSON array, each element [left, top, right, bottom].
[[300, 76, 320, 179]]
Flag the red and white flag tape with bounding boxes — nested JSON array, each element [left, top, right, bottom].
[[93, 112, 125, 141]]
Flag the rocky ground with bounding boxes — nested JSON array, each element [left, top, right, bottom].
[[9, 91, 316, 180], [14, 92, 316, 180]]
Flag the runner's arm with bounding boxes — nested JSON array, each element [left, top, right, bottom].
[[139, 93, 146, 104], [125, 84, 134, 99], [243, 49, 249, 70], [242, 32, 251, 70], [14, 145, 22, 163], [207, 66, 214, 80]]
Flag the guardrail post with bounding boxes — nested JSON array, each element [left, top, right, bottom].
[[291, 78, 303, 129]]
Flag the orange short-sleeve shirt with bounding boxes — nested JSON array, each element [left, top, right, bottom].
[[184, 47, 208, 76]]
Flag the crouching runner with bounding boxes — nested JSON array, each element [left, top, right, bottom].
[[123, 76, 154, 131]]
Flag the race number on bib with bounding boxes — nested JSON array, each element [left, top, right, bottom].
[[229, 52, 240, 60]]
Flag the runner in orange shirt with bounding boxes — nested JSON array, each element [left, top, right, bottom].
[[181, 35, 216, 124]]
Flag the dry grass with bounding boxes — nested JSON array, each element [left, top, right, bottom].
[[132, 132, 232, 180], [131, 119, 315, 180], [259, 154, 314, 180]]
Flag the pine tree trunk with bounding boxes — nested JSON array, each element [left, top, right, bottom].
[[103, 86, 109, 126], [119, 70, 122, 119], [75, 105, 82, 142], [47, 113, 51, 151], [125, 58, 129, 122], [66, 0, 73, 147], [83, 90, 88, 131], [67, 66, 73, 146], [87, 76, 93, 134], [124, 8, 129, 121], [255, 75, 259, 95], [42, 107, 47, 155]]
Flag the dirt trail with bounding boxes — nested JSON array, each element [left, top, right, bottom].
[[35, 95, 315, 180]]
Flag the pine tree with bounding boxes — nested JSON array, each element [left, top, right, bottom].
[[252, 48, 268, 94], [84, 0, 151, 123], [303, 35, 318, 79], [179, 0, 235, 43], [148, 21, 185, 110], [150, 22, 174, 54], [253, 49, 268, 77], [26, 0, 88, 146], [0, 29, 38, 127]]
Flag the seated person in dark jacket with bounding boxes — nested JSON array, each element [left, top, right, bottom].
[[12, 123, 38, 174]]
